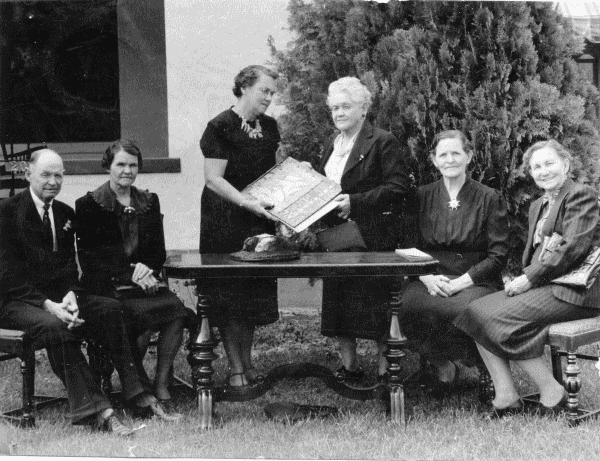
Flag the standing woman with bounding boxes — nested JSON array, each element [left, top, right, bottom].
[[317, 77, 409, 380], [76, 140, 191, 412], [399, 130, 509, 392], [199, 65, 279, 389], [455, 140, 600, 416]]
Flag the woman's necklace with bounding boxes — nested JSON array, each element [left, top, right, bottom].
[[237, 113, 262, 139]]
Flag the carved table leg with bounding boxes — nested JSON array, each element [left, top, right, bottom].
[[385, 283, 407, 426], [187, 283, 218, 430]]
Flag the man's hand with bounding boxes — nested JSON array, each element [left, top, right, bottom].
[[43, 298, 84, 329], [333, 194, 351, 219], [62, 291, 84, 329]]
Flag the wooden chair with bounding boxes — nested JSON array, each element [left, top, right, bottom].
[[0, 328, 67, 428], [0, 144, 47, 198], [479, 316, 600, 426]]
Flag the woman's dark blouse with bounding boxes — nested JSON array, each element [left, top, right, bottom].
[[199, 108, 280, 253], [414, 178, 509, 287]]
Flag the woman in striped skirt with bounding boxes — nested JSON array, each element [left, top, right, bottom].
[[455, 140, 600, 417]]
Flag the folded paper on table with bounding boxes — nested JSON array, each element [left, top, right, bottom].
[[395, 248, 434, 262], [241, 157, 342, 233], [551, 245, 600, 289]]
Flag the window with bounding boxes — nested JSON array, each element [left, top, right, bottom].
[[0, 0, 179, 173]]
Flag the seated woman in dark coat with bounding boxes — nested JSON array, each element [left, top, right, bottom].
[[76, 140, 192, 403], [455, 140, 600, 416], [399, 130, 509, 392]]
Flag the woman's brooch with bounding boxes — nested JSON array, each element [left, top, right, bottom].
[[62, 219, 72, 231], [123, 206, 136, 215], [448, 199, 460, 210]]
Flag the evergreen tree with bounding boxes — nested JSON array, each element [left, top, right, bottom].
[[270, 0, 600, 271]]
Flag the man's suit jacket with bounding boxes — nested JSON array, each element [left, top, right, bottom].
[[0, 190, 79, 312], [523, 178, 600, 308], [316, 121, 409, 250]]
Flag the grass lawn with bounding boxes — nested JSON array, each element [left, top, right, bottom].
[[2, 311, 600, 460]]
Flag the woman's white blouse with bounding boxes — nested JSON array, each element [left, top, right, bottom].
[[324, 131, 359, 184]]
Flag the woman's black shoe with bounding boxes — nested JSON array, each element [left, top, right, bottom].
[[335, 365, 365, 381]]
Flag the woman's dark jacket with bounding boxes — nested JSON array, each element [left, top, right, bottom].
[[75, 183, 166, 295]]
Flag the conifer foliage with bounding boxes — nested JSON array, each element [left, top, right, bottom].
[[270, 0, 600, 269]]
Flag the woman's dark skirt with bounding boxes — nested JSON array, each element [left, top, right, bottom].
[[400, 280, 497, 363], [321, 276, 392, 341], [120, 288, 195, 337], [200, 188, 279, 330], [454, 285, 597, 361]]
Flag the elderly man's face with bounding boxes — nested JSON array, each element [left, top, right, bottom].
[[26, 151, 64, 203]]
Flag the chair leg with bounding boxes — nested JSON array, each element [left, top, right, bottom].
[[21, 345, 36, 428], [564, 350, 582, 426], [550, 346, 563, 385]]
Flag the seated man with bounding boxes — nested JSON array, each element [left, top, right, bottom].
[[0, 149, 178, 436]]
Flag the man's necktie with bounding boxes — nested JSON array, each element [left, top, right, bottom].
[[42, 203, 54, 248]]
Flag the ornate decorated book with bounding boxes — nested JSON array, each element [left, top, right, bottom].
[[242, 157, 342, 233]]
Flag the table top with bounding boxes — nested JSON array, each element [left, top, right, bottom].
[[164, 252, 438, 278]]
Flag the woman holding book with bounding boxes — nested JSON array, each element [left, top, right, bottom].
[[199, 65, 280, 390], [316, 77, 410, 381], [399, 130, 509, 395], [454, 139, 600, 416]]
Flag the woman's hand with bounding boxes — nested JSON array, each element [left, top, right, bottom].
[[132, 272, 159, 294], [299, 161, 313, 170], [333, 194, 351, 219], [444, 273, 474, 297], [241, 198, 278, 221], [505, 274, 532, 297], [131, 262, 153, 283], [420, 274, 452, 298]]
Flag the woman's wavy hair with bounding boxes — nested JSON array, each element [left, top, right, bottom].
[[429, 130, 473, 160], [326, 76, 372, 111], [102, 139, 143, 170], [521, 139, 572, 173], [232, 65, 278, 98]]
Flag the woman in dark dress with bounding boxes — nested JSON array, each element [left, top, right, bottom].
[[76, 140, 191, 416], [399, 130, 509, 390], [199, 65, 279, 389], [317, 77, 409, 380], [455, 140, 600, 416]]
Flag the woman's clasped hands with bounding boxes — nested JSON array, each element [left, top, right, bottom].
[[420, 274, 467, 297], [131, 262, 159, 295], [504, 274, 532, 297]]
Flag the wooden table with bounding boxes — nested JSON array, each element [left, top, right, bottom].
[[164, 252, 438, 429]]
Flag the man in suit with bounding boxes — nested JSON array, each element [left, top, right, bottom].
[[0, 149, 177, 436]]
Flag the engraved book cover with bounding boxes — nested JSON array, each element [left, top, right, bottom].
[[241, 157, 342, 233]]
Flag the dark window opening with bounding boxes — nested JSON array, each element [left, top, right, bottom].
[[0, 0, 120, 144]]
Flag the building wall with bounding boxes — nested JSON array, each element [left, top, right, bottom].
[[58, 0, 320, 308]]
